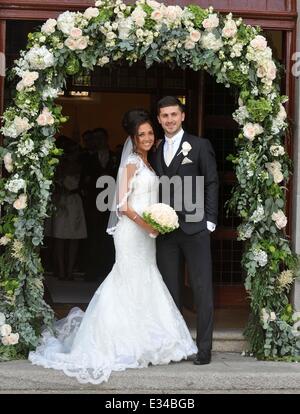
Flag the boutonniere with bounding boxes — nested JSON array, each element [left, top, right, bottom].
[[178, 141, 192, 157]]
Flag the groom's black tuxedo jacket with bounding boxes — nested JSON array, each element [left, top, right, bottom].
[[150, 132, 219, 235]]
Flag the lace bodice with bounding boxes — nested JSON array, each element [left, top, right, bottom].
[[118, 153, 159, 217]]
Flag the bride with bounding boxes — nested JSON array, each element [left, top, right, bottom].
[[29, 109, 197, 384]]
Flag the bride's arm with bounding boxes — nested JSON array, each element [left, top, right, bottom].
[[118, 163, 159, 237]]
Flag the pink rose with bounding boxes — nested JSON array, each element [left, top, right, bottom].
[[70, 27, 82, 39], [250, 35, 267, 51]]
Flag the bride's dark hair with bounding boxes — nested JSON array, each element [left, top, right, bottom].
[[122, 109, 154, 138]]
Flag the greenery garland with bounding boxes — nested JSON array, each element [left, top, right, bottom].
[[0, 0, 299, 361]]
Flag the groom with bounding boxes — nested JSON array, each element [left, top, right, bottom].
[[151, 96, 219, 365]]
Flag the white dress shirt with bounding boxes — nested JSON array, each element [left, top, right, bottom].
[[163, 129, 216, 233], [163, 129, 184, 165]]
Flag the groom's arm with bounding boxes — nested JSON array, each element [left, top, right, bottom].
[[198, 139, 219, 226]]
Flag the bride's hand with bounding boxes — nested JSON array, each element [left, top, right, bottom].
[[145, 224, 159, 238]]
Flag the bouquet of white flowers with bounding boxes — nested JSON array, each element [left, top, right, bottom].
[[142, 203, 179, 234]]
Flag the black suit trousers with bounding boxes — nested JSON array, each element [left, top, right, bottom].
[[156, 227, 214, 352]]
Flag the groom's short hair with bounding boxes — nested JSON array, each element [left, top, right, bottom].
[[157, 96, 185, 114]]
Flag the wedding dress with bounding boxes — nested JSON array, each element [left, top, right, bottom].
[[29, 153, 197, 384]]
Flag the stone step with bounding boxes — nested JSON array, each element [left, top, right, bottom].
[[189, 328, 247, 353]]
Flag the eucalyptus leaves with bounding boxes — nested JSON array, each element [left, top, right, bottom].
[[0, 0, 299, 360]]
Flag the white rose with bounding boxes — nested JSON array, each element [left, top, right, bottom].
[[222, 20, 237, 38], [76, 36, 89, 50], [98, 56, 110, 66], [84, 7, 99, 20], [184, 39, 195, 50], [189, 30, 201, 43], [250, 35, 267, 51], [41, 19, 57, 35], [64, 37, 77, 50], [17, 70, 39, 91], [277, 104, 287, 121], [243, 123, 263, 141], [13, 193, 27, 210], [151, 10, 164, 21], [37, 107, 55, 126], [70, 27, 82, 39], [106, 32, 117, 41], [0, 324, 12, 337], [254, 123, 264, 135], [273, 170, 284, 184], [272, 210, 287, 229], [1, 336, 10, 346], [270, 145, 285, 157], [147, 0, 161, 9], [202, 14, 219, 31], [266, 60, 277, 80], [95, 0, 103, 6], [8, 333, 19, 345], [14, 117, 31, 135], [164, 5, 183, 22], [132, 7, 146, 27], [4, 152, 13, 172]]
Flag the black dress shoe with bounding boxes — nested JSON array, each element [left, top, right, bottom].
[[193, 351, 211, 365]]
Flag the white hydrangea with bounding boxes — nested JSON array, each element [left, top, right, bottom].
[[237, 223, 254, 241], [250, 205, 265, 223], [117, 16, 133, 40], [230, 42, 243, 58], [57, 11, 76, 35], [233, 106, 249, 125], [5, 175, 26, 193], [0, 312, 5, 325], [25, 46, 54, 70], [253, 248, 268, 267], [271, 104, 287, 134], [201, 32, 223, 51], [42, 87, 60, 100], [17, 138, 34, 156]]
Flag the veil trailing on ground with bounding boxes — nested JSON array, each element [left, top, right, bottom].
[[106, 136, 133, 235]]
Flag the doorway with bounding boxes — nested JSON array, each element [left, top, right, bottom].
[[4, 20, 249, 320]]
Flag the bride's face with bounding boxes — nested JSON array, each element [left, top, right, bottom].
[[135, 122, 155, 153]]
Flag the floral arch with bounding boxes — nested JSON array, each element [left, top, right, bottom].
[[0, 0, 299, 361]]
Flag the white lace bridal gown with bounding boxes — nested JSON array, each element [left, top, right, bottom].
[[29, 153, 197, 384]]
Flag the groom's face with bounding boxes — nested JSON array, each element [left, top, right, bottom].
[[157, 105, 185, 138]]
